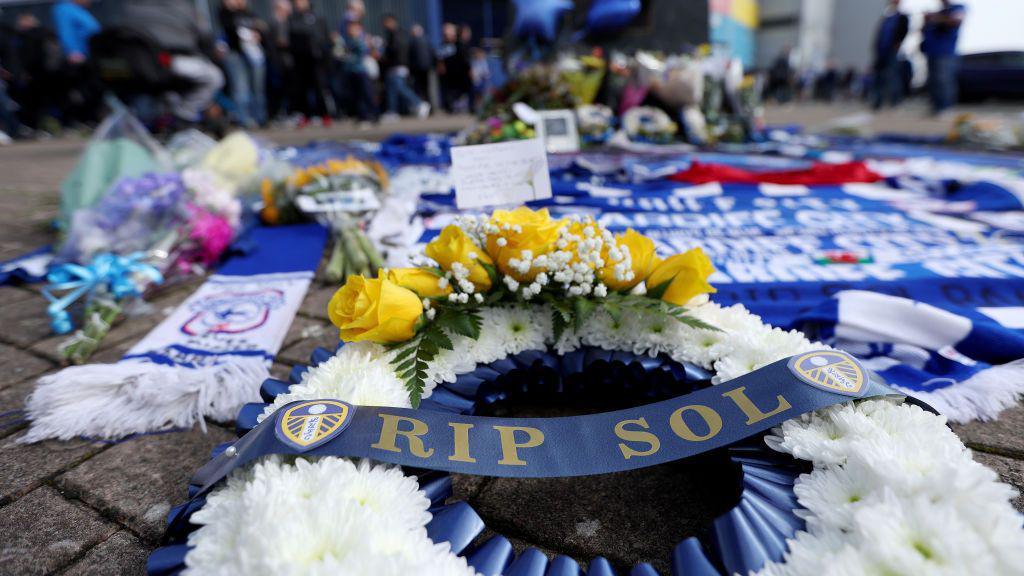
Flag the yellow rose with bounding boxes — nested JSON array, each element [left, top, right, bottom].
[[425, 226, 493, 291], [598, 229, 660, 291], [485, 207, 564, 281], [386, 268, 452, 299], [328, 275, 423, 344], [646, 247, 716, 306]]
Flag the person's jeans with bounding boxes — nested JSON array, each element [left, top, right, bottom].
[[927, 56, 959, 113], [248, 57, 267, 125], [169, 55, 225, 122], [0, 80, 18, 135], [384, 67, 422, 115], [872, 56, 902, 109], [225, 51, 255, 125]]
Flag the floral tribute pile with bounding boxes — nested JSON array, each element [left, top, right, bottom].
[[179, 208, 1024, 575], [330, 207, 718, 406]]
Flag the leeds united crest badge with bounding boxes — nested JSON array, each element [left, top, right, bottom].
[[275, 400, 354, 452], [788, 351, 866, 397]]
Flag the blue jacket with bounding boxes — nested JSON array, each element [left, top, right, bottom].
[[52, 1, 100, 58]]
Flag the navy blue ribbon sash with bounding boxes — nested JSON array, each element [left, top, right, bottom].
[[192, 351, 891, 493]]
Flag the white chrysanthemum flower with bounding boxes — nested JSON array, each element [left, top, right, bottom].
[[184, 458, 478, 576], [854, 492, 996, 575], [578, 310, 632, 352], [261, 343, 410, 420]]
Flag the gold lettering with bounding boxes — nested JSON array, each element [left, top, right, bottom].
[[722, 386, 792, 425], [493, 425, 545, 465], [614, 417, 661, 459], [669, 405, 722, 442], [448, 422, 477, 463], [371, 414, 434, 457]]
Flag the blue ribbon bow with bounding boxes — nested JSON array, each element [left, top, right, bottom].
[[42, 252, 164, 334]]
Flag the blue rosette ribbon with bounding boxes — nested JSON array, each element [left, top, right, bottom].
[[42, 252, 163, 334]]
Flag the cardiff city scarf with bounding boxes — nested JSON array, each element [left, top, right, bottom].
[[22, 224, 327, 442]]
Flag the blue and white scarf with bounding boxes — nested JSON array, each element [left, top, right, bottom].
[[22, 224, 327, 442]]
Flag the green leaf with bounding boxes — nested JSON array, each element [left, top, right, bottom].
[[572, 297, 598, 332], [552, 308, 569, 343], [660, 302, 722, 332], [603, 300, 623, 323], [435, 308, 482, 339], [645, 279, 673, 300]]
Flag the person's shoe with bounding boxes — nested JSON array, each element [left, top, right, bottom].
[[416, 102, 431, 119], [0, 131, 12, 146], [380, 112, 400, 123], [297, 115, 310, 129], [322, 115, 333, 128]]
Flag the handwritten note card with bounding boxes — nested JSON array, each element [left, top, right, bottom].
[[450, 139, 552, 209]]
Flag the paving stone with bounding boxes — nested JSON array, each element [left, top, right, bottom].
[[270, 362, 293, 382], [58, 425, 236, 543], [60, 531, 151, 576], [0, 434, 107, 506], [0, 286, 38, 307], [298, 285, 336, 320], [0, 343, 53, 390], [0, 376, 35, 439], [953, 403, 1024, 459], [281, 314, 334, 352], [0, 292, 52, 348], [471, 452, 740, 571], [0, 486, 118, 576], [278, 321, 339, 366], [453, 474, 490, 504], [972, 451, 1024, 513]]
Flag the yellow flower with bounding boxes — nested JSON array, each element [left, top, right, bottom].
[[328, 275, 423, 344], [646, 247, 716, 306], [386, 268, 452, 299], [485, 207, 564, 281], [598, 229, 660, 291], [425, 226, 493, 291]]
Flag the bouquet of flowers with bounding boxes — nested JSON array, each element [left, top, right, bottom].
[[261, 157, 387, 283], [479, 66, 578, 120], [621, 106, 679, 143], [49, 169, 243, 363], [328, 207, 717, 406], [576, 103, 615, 144], [462, 116, 536, 145]]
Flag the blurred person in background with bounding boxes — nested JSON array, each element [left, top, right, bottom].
[[218, 0, 268, 127], [469, 47, 490, 114], [922, 0, 966, 115], [871, 0, 909, 109], [342, 18, 376, 125], [408, 23, 434, 106], [52, 0, 100, 126], [10, 13, 61, 136], [265, 0, 293, 122], [766, 45, 795, 103], [344, 0, 365, 24], [121, 0, 224, 125], [379, 13, 429, 121], [437, 22, 470, 112], [288, 0, 332, 126], [0, 22, 17, 143]]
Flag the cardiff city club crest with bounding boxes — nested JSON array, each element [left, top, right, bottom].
[[275, 400, 354, 452], [181, 289, 285, 336], [788, 351, 866, 397]]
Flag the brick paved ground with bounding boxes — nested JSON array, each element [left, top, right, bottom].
[[1, 108, 1023, 574]]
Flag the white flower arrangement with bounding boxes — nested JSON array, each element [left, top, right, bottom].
[[185, 295, 1024, 574], [184, 207, 1024, 575]]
